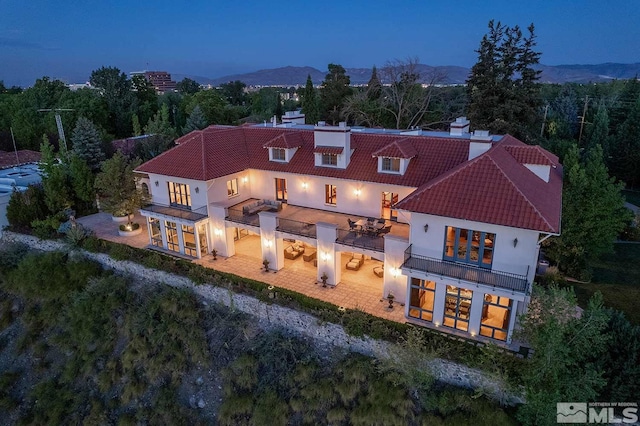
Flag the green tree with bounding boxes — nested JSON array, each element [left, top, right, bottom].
[[466, 21, 542, 142], [182, 105, 208, 134], [39, 136, 72, 214], [545, 145, 630, 278], [320, 64, 352, 125], [137, 104, 176, 161], [185, 90, 228, 125], [220, 80, 247, 105], [94, 152, 147, 226], [301, 75, 319, 124], [366, 65, 382, 100], [585, 102, 611, 156], [516, 285, 610, 426], [176, 78, 201, 95], [89, 66, 133, 137], [274, 93, 283, 121], [132, 114, 142, 136], [131, 74, 158, 129], [610, 96, 640, 188], [6, 184, 48, 230], [70, 117, 105, 171], [68, 153, 96, 214]]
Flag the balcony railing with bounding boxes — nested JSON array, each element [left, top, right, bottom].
[[402, 245, 528, 293], [336, 228, 384, 252], [140, 203, 208, 221], [225, 207, 260, 227], [277, 218, 317, 238]]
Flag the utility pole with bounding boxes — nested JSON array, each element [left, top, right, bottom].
[[578, 95, 589, 146], [540, 104, 549, 137]]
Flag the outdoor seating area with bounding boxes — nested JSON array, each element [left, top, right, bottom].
[[346, 253, 365, 270], [242, 199, 283, 215], [284, 242, 305, 259], [348, 217, 392, 237]]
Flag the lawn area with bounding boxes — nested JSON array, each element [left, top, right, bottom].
[[622, 189, 640, 207], [570, 243, 640, 324]]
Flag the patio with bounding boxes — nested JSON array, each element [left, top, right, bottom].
[[76, 212, 406, 324]]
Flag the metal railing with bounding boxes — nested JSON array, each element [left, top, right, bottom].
[[140, 202, 208, 221], [402, 245, 528, 293], [277, 218, 317, 238], [336, 228, 384, 252], [225, 207, 260, 226]]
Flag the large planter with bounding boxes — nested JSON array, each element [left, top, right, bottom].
[[118, 223, 142, 237], [112, 214, 133, 223]]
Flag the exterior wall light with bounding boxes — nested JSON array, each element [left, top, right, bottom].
[[214, 228, 223, 236], [424, 224, 429, 233], [470, 331, 477, 337], [434, 321, 440, 327], [243, 176, 249, 183], [513, 238, 518, 248], [392, 267, 400, 278], [155, 180, 159, 187], [354, 188, 361, 197], [264, 239, 273, 248], [195, 187, 199, 194], [321, 251, 330, 262], [302, 182, 308, 190]]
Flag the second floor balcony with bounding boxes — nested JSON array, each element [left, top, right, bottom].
[[140, 202, 208, 222], [402, 244, 529, 293]]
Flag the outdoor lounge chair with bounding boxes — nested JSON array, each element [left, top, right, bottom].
[[373, 265, 384, 278], [346, 253, 364, 270]]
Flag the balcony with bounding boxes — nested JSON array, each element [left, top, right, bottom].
[[226, 206, 260, 227], [402, 245, 528, 293], [277, 218, 317, 238], [336, 229, 384, 252], [140, 203, 208, 222]]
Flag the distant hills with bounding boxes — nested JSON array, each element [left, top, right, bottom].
[[175, 63, 640, 87]]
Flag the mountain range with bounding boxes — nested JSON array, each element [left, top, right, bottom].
[[174, 63, 640, 87]]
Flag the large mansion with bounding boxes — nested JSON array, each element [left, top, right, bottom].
[[135, 114, 562, 344]]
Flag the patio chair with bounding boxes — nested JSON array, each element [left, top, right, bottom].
[[378, 225, 392, 235], [373, 265, 384, 278], [347, 218, 358, 231], [346, 253, 364, 270]]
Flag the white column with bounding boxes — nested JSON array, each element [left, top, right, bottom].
[[383, 235, 411, 302], [316, 222, 339, 285], [432, 282, 446, 327], [160, 219, 168, 250], [468, 290, 485, 337], [209, 203, 233, 257], [259, 211, 283, 271]]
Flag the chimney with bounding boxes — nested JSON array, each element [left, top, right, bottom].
[[450, 116, 470, 136], [468, 130, 493, 160]]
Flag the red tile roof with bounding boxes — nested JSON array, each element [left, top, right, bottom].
[[0, 150, 41, 169], [262, 132, 303, 149], [395, 138, 562, 233], [371, 138, 418, 159], [313, 146, 344, 154], [503, 142, 557, 166], [136, 126, 562, 232]]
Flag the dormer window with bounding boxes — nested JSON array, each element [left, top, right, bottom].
[[271, 148, 286, 161], [381, 157, 401, 172], [321, 153, 338, 166]]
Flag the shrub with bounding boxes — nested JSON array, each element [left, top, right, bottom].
[[0, 241, 30, 271], [6, 184, 48, 230]]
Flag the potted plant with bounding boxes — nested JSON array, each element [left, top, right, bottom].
[[95, 152, 149, 237], [212, 249, 218, 260], [321, 272, 328, 287], [263, 258, 270, 272], [387, 292, 395, 309]]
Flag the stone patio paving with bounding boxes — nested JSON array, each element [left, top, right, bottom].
[[76, 213, 407, 324]]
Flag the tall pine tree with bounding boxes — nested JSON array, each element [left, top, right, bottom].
[[70, 117, 105, 171], [466, 21, 542, 142], [320, 64, 352, 125], [302, 74, 319, 124], [183, 105, 208, 134]]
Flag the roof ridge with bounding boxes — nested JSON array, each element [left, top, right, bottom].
[[485, 151, 556, 231]]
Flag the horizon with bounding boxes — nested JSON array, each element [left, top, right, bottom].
[[1, 0, 639, 87]]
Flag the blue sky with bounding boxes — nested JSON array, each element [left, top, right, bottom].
[[1, 0, 638, 87]]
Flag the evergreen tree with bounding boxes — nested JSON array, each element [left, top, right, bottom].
[[70, 116, 105, 171], [138, 104, 176, 160], [302, 75, 319, 124], [132, 114, 142, 136], [39, 135, 71, 214], [274, 93, 283, 122], [183, 105, 208, 134], [69, 153, 95, 213], [94, 152, 147, 226], [544, 145, 630, 278], [610, 96, 640, 188], [366, 65, 382, 100], [466, 20, 542, 142], [320, 64, 352, 125], [585, 102, 611, 156]]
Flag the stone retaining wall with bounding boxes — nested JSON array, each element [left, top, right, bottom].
[[2, 232, 522, 404]]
